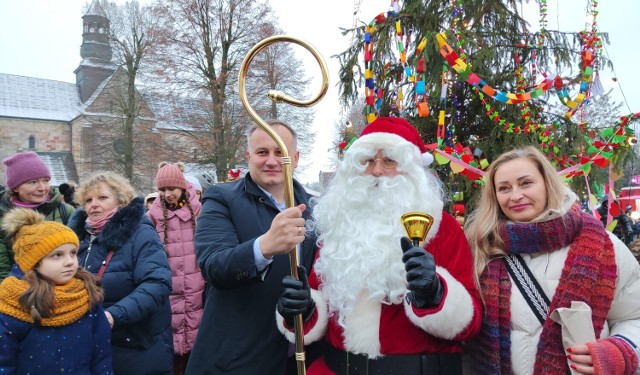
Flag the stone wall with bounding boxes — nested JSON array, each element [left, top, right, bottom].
[[0, 117, 71, 159], [0, 117, 71, 186]]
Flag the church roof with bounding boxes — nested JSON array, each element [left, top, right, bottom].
[[36, 151, 79, 186], [85, 0, 108, 17], [142, 93, 209, 132], [0, 73, 81, 122], [0, 72, 209, 133]]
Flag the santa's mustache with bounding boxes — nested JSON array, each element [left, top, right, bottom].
[[353, 174, 406, 190]]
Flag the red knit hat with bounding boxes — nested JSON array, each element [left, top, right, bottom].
[[3, 152, 52, 190], [156, 162, 188, 190], [355, 117, 433, 166]]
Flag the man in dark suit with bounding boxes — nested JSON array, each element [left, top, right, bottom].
[[186, 120, 319, 374]]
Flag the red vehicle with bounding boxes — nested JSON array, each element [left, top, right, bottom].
[[619, 186, 640, 219]]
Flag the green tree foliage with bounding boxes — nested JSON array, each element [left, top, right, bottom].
[[334, 0, 630, 207]]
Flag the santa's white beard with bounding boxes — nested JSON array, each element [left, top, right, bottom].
[[312, 150, 444, 327]]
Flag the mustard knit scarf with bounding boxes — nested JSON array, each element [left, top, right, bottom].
[[0, 276, 90, 327]]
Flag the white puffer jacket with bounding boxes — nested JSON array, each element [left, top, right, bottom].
[[465, 191, 640, 375], [510, 231, 640, 374], [509, 192, 640, 375]]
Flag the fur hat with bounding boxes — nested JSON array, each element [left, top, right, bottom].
[[2, 152, 52, 190], [1, 208, 79, 272], [354, 117, 434, 166], [185, 175, 202, 192], [156, 162, 188, 190]]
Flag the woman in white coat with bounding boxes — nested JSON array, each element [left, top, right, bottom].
[[464, 146, 640, 375]]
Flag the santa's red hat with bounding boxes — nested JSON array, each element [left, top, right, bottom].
[[354, 117, 434, 166]]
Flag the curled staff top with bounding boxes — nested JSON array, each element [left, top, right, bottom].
[[238, 34, 329, 170]]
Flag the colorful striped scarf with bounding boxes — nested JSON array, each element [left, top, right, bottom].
[[466, 205, 617, 374], [166, 194, 188, 211]]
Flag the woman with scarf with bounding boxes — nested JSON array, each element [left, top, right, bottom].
[[69, 171, 173, 375], [0, 152, 75, 280], [464, 146, 640, 375]]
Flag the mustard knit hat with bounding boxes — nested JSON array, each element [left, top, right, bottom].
[[156, 162, 188, 190], [1, 208, 80, 272]]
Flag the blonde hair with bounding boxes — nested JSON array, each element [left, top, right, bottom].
[[75, 171, 136, 209], [464, 146, 570, 282]]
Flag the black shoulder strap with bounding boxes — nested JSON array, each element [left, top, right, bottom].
[[58, 202, 69, 225], [504, 254, 551, 325]]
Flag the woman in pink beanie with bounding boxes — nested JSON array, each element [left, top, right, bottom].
[[147, 161, 204, 375], [0, 152, 76, 281]]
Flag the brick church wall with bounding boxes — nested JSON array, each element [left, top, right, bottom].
[[0, 118, 71, 159], [0, 118, 71, 187]]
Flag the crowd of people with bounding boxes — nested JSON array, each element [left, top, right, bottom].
[[1, 117, 640, 375]]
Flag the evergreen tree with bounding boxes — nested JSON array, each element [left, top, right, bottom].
[[334, 0, 634, 207]]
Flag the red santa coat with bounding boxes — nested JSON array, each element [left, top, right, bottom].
[[277, 212, 483, 374]]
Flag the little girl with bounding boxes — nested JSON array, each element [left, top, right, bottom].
[[0, 208, 112, 375], [147, 162, 204, 375]]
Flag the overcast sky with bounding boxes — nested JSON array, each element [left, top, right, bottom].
[[1, 0, 638, 183]]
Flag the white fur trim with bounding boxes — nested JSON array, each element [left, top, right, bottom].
[[276, 289, 328, 344], [422, 152, 434, 166], [424, 210, 443, 244], [343, 291, 383, 357], [354, 132, 411, 151], [404, 267, 475, 339]]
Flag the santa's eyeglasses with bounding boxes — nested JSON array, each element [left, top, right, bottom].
[[360, 157, 398, 169]]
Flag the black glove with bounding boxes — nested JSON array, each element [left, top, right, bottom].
[[277, 265, 315, 326], [401, 236, 443, 308]]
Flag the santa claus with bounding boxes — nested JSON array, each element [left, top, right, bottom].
[[276, 116, 483, 374]]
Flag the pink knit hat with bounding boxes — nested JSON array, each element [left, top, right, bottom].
[[155, 162, 188, 190], [3, 152, 52, 190]]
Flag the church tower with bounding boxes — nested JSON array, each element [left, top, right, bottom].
[[74, 0, 116, 103]]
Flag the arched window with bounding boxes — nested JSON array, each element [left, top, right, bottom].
[[28, 135, 35, 149]]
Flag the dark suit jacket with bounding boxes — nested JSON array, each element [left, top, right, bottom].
[[186, 174, 319, 374]]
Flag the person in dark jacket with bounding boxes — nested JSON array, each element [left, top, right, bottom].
[[0, 151, 75, 281], [186, 120, 320, 375], [620, 206, 636, 245], [597, 198, 635, 245], [58, 182, 80, 208], [68, 171, 173, 375]]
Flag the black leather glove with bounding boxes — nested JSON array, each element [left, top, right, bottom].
[[277, 265, 315, 326], [401, 236, 443, 308]]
